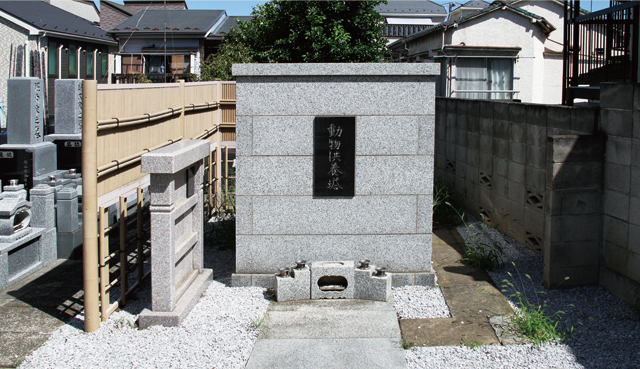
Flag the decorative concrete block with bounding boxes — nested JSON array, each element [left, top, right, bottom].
[[54, 79, 83, 134], [415, 272, 436, 286], [354, 266, 392, 301], [276, 265, 311, 302], [310, 261, 355, 299], [7, 78, 45, 145]]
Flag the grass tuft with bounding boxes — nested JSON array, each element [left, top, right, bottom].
[[502, 263, 572, 346]]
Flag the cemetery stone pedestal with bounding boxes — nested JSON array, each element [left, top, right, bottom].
[[138, 139, 212, 328]]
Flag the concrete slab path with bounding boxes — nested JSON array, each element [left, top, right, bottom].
[[0, 259, 84, 368], [245, 299, 407, 369]]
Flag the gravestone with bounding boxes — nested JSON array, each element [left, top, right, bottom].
[[46, 79, 83, 173], [0, 78, 65, 192], [138, 139, 212, 328], [232, 63, 439, 289]]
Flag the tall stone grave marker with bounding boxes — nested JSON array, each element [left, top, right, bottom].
[[232, 64, 439, 288], [0, 78, 62, 191], [139, 139, 212, 328], [46, 79, 83, 173]]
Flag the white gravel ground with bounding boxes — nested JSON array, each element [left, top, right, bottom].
[[19, 225, 271, 369], [18, 216, 640, 369], [393, 286, 451, 319], [407, 215, 640, 369]]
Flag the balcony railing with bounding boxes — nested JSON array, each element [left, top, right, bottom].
[[563, 1, 640, 105], [112, 73, 195, 84]]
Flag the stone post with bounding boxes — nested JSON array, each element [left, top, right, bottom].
[[55, 187, 82, 258], [138, 139, 212, 328]]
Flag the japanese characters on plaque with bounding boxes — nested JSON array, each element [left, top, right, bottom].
[[313, 117, 355, 197], [33, 81, 42, 141]]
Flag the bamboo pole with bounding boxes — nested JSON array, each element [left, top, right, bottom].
[[98, 206, 108, 322], [82, 79, 100, 332], [119, 196, 127, 307], [179, 80, 185, 139], [215, 82, 223, 209], [137, 188, 144, 283]]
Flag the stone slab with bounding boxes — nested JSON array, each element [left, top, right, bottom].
[[236, 76, 436, 116], [54, 79, 83, 134], [399, 317, 499, 347], [7, 78, 45, 145], [249, 196, 418, 235], [0, 332, 52, 368], [245, 338, 407, 369], [141, 139, 210, 174], [259, 298, 400, 337], [138, 269, 212, 329], [234, 62, 440, 76], [236, 234, 432, 274]]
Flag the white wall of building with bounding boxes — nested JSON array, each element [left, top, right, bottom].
[[49, 0, 100, 24]]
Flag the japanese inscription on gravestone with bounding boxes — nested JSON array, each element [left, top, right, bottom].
[[313, 117, 355, 197]]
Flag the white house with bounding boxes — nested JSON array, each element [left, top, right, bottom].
[[388, 0, 565, 104], [376, 1, 447, 44]]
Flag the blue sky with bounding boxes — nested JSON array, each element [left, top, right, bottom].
[[100, 1, 612, 16]]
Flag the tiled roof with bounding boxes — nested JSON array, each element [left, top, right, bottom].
[[109, 9, 225, 34], [0, 1, 114, 42], [459, 1, 490, 9], [388, 0, 554, 48], [376, 1, 446, 14], [102, 0, 134, 16], [212, 16, 252, 37]]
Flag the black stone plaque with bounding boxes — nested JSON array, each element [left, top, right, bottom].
[[54, 140, 82, 173], [0, 149, 33, 191], [313, 117, 355, 197]]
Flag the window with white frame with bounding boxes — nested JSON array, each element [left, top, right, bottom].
[[454, 58, 514, 99]]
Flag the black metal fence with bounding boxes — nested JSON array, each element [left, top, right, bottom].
[[563, 0, 639, 105]]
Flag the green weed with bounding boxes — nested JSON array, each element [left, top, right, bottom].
[[401, 337, 415, 350], [432, 178, 464, 228], [461, 335, 482, 349], [449, 205, 504, 271], [502, 263, 572, 346], [250, 314, 266, 329]]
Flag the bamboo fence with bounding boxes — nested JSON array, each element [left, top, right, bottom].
[[81, 80, 235, 332]]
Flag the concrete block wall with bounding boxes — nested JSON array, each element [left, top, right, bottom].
[[544, 135, 604, 287], [598, 83, 640, 306], [435, 98, 598, 255]]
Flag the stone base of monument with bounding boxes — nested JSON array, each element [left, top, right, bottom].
[[56, 227, 83, 259], [138, 268, 213, 329], [275, 260, 395, 302]]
